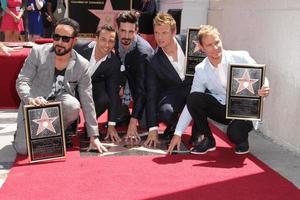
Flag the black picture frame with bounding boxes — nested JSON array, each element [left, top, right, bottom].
[[184, 27, 206, 76], [68, 0, 132, 36], [24, 102, 66, 163], [226, 63, 266, 120]]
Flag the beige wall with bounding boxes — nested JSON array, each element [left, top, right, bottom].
[[159, 0, 209, 33], [209, 0, 300, 154]]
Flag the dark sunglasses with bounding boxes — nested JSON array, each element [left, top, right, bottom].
[[52, 34, 74, 42]]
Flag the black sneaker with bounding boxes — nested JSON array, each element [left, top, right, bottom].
[[235, 140, 249, 154], [189, 134, 204, 146], [190, 137, 216, 154]]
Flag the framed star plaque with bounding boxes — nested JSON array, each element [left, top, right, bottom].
[[226, 63, 266, 120], [185, 27, 206, 76], [24, 102, 66, 163]]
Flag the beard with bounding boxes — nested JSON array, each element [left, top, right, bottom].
[[121, 38, 131, 46], [54, 45, 72, 56]]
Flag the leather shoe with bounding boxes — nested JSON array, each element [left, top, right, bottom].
[[65, 136, 73, 148], [190, 137, 216, 154], [235, 140, 249, 154]]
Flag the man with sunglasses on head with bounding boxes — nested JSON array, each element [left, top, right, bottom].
[[74, 25, 122, 143], [14, 18, 108, 155]]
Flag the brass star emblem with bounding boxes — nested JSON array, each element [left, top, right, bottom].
[[234, 69, 258, 94], [32, 109, 57, 135]]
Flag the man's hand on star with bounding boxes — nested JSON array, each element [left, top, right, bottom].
[[87, 136, 108, 153], [105, 125, 121, 143]]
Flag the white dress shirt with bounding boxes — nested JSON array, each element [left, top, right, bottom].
[[88, 41, 108, 76], [163, 38, 186, 81]]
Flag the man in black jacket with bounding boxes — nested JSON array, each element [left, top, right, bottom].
[[144, 12, 194, 147], [115, 11, 154, 142], [74, 25, 122, 142]]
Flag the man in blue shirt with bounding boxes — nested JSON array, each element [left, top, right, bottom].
[[167, 25, 270, 155]]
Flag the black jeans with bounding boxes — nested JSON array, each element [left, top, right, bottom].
[[187, 92, 253, 145]]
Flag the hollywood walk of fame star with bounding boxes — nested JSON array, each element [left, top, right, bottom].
[[89, 0, 123, 28], [32, 109, 57, 135], [234, 69, 259, 94], [81, 132, 189, 157]]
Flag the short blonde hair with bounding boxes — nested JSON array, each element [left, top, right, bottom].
[[153, 12, 176, 33], [198, 25, 220, 45]]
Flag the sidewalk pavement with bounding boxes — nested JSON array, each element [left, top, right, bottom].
[[0, 109, 299, 188]]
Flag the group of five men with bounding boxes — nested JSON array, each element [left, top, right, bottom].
[[13, 11, 270, 156]]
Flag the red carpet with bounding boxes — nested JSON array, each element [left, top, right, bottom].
[[1, 122, 299, 200]]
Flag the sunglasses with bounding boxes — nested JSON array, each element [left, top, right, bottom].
[[52, 34, 74, 42]]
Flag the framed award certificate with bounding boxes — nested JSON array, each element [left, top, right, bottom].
[[184, 27, 206, 76], [226, 63, 266, 120], [24, 102, 66, 163]]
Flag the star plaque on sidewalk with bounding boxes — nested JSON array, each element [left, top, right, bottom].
[[24, 102, 66, 163], [226, 64, 266, 120], [80, 132, 189, 157]]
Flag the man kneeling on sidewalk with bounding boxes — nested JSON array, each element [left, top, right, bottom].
[[168, 25, 270, 155], [14, 18, 107, 155]]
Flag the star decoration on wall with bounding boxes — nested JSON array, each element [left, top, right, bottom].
[[192, 40, 200, 54], [234, 69, 258, 94], [89, 0, 122, 28], [32, 109, 57, 135]]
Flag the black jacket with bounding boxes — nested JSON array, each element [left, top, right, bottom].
[[115, 35, 154, 120], [74, 40, 121, 122], [146, 35, 193, 127]]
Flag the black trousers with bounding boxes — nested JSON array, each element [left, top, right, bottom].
[[94, 89, 130, 125], [93, 90, 110, 119], [186, 92, 253, 145], [158, 86, 191, 128]]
